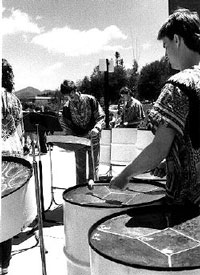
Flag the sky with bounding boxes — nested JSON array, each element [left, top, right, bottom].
[[2, 0, 169, 91]]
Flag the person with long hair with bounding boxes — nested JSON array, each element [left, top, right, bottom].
[[1, 59, 24, 275]]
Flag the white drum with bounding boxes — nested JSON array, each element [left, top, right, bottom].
[[1, 156, 37, 242], [89, 204, 200, 275], [63, 180, 166, 275]]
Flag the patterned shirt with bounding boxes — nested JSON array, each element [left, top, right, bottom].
[[148, 65, 200, 206], [60, 94, 105, 139], [121, 97, 145, 125], [1, 88, 24, 156]]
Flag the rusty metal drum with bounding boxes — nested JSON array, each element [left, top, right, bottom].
[[89, 204, 200, 275], [63, 179, 166, 275], [1, 156, 36, 242]]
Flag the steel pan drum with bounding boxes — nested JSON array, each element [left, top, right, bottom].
[[46, 135, 90, 151], [89, 205, 200, 275], [63, 180, 166, 275], [1, 156, 36, 242]]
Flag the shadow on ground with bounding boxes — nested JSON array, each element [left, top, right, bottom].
[[13, 205, 63, 246]]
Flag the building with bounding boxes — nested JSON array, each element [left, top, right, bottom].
[[169, 0, 200, 16]]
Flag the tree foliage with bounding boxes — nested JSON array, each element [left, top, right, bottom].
[[137, 57, 175, 102], [36, 54, 176, 112]]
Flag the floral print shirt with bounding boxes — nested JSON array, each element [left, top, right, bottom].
[[148, 65, 200, 206], [120, 97, 145, 125], [60, 94, 105, 140], [1, 88, 24, 156]]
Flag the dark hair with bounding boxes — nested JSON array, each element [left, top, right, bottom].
[[120, 86, 131, 95], [60, 80, 77, 95], [157, 8, 200, 54], [2, 58, 15, 92]]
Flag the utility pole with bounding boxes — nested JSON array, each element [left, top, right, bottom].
[[99, 58, 114, 129]]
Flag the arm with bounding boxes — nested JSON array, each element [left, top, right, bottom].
[[90, 99, 105, 137], [109, 124, 176, 190], [59, 105, 74, 135]]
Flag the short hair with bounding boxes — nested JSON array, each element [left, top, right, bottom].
[[157, 8, 200, 54], [120, 86, 131, 95], [2, 58, 15, 92], [60, 80, 77, 95]]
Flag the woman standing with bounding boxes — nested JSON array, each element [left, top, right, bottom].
[[1, 59, 24, 275]]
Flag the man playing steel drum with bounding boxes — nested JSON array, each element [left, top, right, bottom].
[[59, 80, 105, 185], [110, 8, 200, 212]]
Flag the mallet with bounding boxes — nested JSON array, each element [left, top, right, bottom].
[[88, 179, 110, 190]]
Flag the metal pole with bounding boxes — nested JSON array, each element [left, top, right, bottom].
[[104, 59, 110, 129], [90, 139, 98, 181], [31, 141, 47, 275], [36, 124, 45, 219]]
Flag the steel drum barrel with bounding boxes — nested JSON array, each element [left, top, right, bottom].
[[63, 180, 166, 275], [89, 205, 200, 275], [1, 156, 37, 242]]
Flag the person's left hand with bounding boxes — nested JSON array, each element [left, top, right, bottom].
[[150, 161, 166, 178], [109, 174, 129, 190], [89, 128, 99, 138]]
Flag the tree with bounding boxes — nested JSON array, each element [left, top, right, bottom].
[[108, 65, 127, 103], [78, 76, 91, 94], [126, 59, 139, 96], [89, 65, 104, 101], [137, 57, 175, 102]]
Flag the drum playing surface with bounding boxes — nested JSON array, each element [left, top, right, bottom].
[[133, 172, 166, 182], [1, 156, 32, 198], [89, 206, 200, 271], [63, 181, 165, 208], [47, 135, 90, 151]]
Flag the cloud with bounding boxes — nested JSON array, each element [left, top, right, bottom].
[[141, 42, 151, 51], [2, 8, 41, 35], [41, 62, 63, 76], [32, 25, 127, 56]]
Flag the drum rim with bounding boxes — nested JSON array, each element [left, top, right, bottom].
[[1, 156, 33, 198], [62, 180, 166, 209], [88, 208, 200, 271]]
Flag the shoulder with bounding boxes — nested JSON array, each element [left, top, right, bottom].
[[131, 97, 142, 106], [167, 67, 200, 88], [81, 94, 96, 101]]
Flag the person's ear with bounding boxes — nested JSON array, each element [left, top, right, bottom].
[[174, 34, 181, 48]]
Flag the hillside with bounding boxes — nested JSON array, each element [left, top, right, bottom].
[[15, 86, 42, 99]]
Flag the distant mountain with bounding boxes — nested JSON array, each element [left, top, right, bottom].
[[15, 86, 42, 99]]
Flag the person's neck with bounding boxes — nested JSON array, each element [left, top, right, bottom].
[[180, 50, 200, 70]]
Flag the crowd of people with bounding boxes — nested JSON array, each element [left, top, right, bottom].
[[1, 7, 200, 274]]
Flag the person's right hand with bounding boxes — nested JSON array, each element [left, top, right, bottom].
[[109, 174, 129, 190]]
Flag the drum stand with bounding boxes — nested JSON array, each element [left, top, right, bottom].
[[31, 134, 48, 275], [46, 137, 97, 212], [45, 142, 65, 212]]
